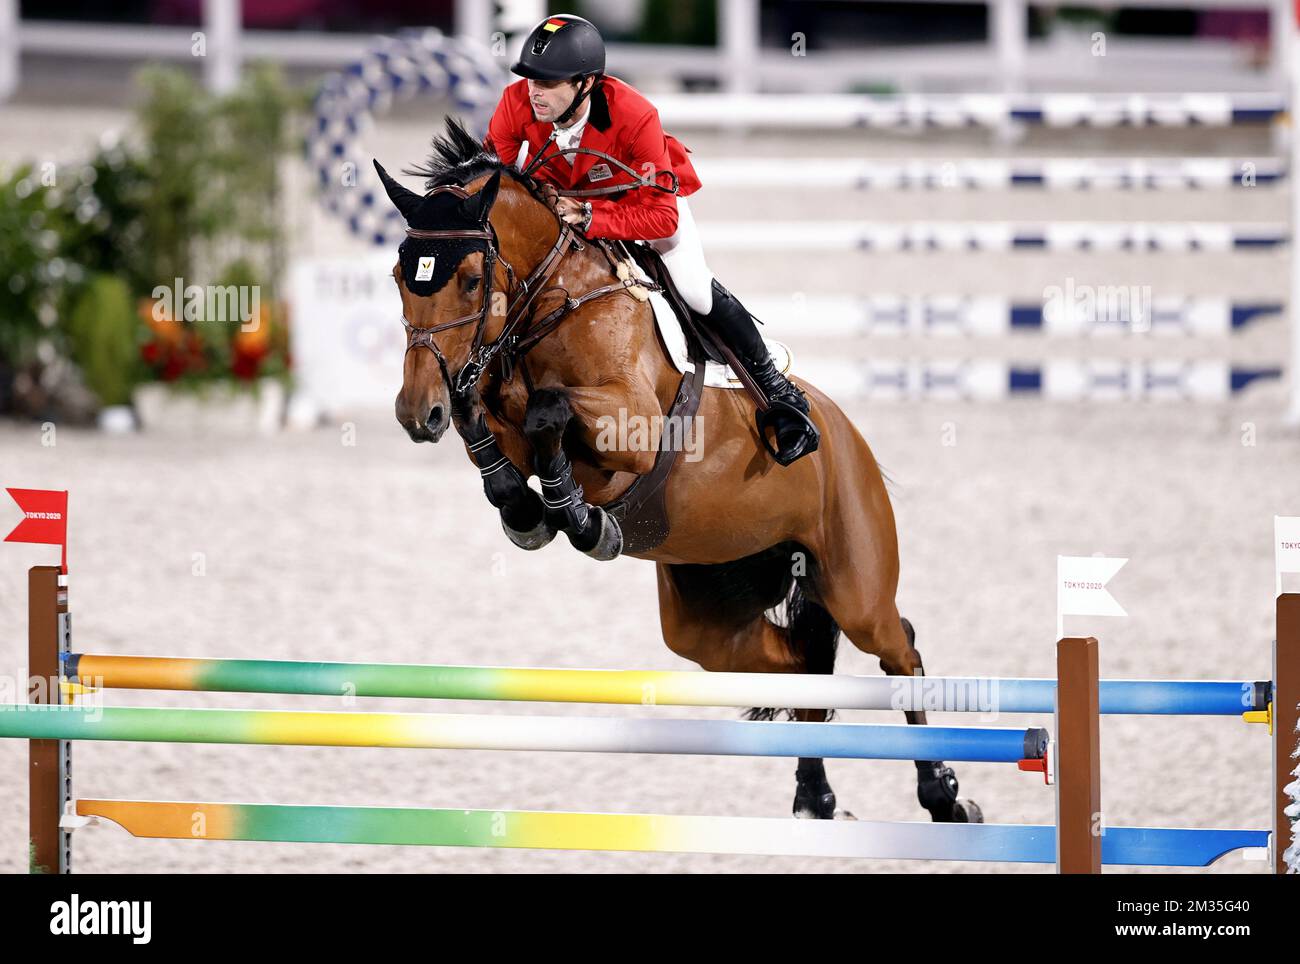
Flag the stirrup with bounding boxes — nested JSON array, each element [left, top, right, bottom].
[[755, 399, 820, 466]]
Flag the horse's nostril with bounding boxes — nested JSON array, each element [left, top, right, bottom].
[[428, 405, 444, 428]]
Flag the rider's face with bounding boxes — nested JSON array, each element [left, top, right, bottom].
[[527, 77, 587, 124]]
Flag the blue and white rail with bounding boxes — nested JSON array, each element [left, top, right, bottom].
[[700, 222, 1289, 252], [655, 93, 1286, 129], [693, 158, 1286, 191], [748, 296, 1284, 338], [797, 359, 1282, 402]]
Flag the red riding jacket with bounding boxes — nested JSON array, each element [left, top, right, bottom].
[[485, 75, 701, 241]]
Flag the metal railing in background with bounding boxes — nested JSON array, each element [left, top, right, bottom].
[[0, 0, 1290, 102]]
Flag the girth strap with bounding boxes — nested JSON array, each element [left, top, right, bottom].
[[602, 359, 707, 555]]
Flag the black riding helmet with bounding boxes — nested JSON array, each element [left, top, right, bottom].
[[511, 14, 605, 126], [511, 14, 606, 80]]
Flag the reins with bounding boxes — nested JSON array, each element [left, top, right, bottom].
[[521, 132, 680, 198]]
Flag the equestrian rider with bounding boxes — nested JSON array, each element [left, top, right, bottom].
[[484, 13, 819, 466]]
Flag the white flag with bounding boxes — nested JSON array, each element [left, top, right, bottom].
[[1057, 555, 1128, 639], [1275, 516, 1300, 597]]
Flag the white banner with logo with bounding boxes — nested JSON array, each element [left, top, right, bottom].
[[288, 253, 405, 416]]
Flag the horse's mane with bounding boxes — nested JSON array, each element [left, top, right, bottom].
[[403, 116, 547, 204]]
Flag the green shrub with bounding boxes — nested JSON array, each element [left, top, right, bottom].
[[3, 64, 298, 415], [66, 273, 141, 407], [0, 165, 71, 368]]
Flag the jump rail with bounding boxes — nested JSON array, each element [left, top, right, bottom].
[[68, 800, 1270, 866], [744, 296, 1283, 339], [63, 652, 1269, 716], [18, 566, 1300, 874], [0, 703, 1050, 763], [691, 157, 1287, 191], [800, 358, 1281, 404], [698, 222, 1289, 253], [651, 93, 1288, 129]]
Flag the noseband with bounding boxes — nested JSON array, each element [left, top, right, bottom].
[[400, 184, 581, 396]]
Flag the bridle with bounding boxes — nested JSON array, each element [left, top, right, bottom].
[[400, 177, 660, 397], [399, 183, 581, 396]]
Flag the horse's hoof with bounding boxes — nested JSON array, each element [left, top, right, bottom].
[[952, 798, 983, 824], [502, 515, 556, 551], [575, 507, 622, 561], [918, 763, 980, 823], [793, 789, 838, 820]]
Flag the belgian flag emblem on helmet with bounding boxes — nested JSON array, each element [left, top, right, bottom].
[[512, 14, 606, 80]]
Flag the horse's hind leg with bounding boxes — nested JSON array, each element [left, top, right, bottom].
[[806, 400, 981, 822], [895, 617, 983, 822], [821, 591, 983, 823], [785, 592, 845, 820], [655, 557, 848, 820]]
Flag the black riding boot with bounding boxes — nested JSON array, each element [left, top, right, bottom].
[[697, 279, 819, 465]]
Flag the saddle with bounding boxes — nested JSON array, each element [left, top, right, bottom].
[[623, 244, 794, 389], [623, 242, 725, 366], [598, 241, 804, 553]]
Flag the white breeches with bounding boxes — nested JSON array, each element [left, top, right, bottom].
[[645, 196, 716, 316]]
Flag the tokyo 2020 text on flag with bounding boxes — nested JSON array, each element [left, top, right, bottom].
[[4, 488, 68, 574]]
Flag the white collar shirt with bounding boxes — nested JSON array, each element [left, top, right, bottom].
[[553, 101, 591, 163]]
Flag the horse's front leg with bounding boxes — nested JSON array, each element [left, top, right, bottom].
[[523, 383, 654, 561], [449, 384, 555, 551]]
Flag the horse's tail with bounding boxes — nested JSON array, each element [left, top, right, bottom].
[[745, 568, 841, 720], [787, 580, 840, 677], [875, 459, 897, 493]]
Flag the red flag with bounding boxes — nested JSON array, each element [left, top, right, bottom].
[[5, 488, 68, 573]]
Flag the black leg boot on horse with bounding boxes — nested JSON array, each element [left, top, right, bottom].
[[696, 279, 820, 466], [449, 385, 556, 551], [523, 388, 623, 561], [900, 618, 984, 824]]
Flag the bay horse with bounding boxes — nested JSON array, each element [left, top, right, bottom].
[[377, 119, 980, 823]]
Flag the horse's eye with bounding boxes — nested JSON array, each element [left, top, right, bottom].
[[465, 275, 481, 293]]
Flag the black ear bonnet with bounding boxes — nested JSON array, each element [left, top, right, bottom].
[[398, 225, 487, 297], [373, 161, 501, 298]]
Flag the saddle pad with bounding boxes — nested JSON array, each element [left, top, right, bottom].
[[644, 285, 794, 390]]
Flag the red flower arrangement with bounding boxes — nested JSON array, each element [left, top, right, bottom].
[[137, 297, 289, 383], [138, 299, 208, 382]]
